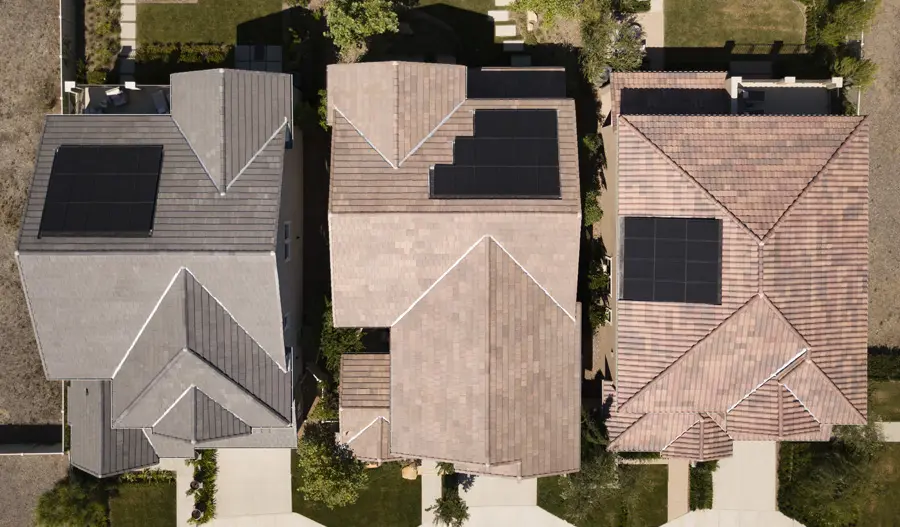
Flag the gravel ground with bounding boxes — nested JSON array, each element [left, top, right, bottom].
[[0, 456, 69, 527], [0, 0, 61, 425], [863, 0, 900, 348]]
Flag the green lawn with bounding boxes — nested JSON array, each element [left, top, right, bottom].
[[109, 483, 176, 527], [292, 459, 421, 527], [417, 0, 495, 14], [865, 444, 900, 525], [137, 0, 283, 45], [665, 0, 805, 47], [538, 465, 668, 527], [871, 381, 900, 421]]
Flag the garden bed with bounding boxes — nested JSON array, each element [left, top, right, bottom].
[[665, 0, 805, 47], [84, 0, 121, 83]]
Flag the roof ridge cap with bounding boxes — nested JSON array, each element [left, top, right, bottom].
[[218, 70, 227, 191], [727, 348, 808, 413], [619, 295, 758, 411], [226, 118, 288, 191], [619, 117, 760, 242], [113, 349, 192, 426], [333, 107, 397, 169], [785, 359, 867, 423], [763, 116, 868, 241], [169, 113, 222, 192]]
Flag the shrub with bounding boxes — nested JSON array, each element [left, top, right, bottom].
[[427, 488, 469, 527], [295, 421, 369, 509], [119, 469, 176, 484], [512, 0, 579, 24], [35, 471, 109, 527], [86, 70, 108, 84], [317, 89, 330, 131], [320, 299, 365, 380], [186, 450, 218, 524], [325, 0, 399, 61], [832, 55, 878, 91], [586, 241, 611, 333], [618, 0, 651, 13], [134, 42, 231, 65], [580, 134, 604, 227], [870, 347, 900, 381], [689, 461, 717, 510], [307, 384, 339, 421], [817, 0, 879, 48], [135, 42, 179, 63]]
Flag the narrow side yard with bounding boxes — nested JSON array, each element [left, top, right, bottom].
[[292, 460, 421, 527], [867, 443, 900, 525], [665, 0, 805, 47], [137, 0, 283, 44], [872, 381, 900, 421]]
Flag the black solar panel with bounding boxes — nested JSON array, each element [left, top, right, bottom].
[[467, 69, 566, 99], [622, 217, 722, 305], [39, 145, 163, 237], [431, 109, 561, 199]]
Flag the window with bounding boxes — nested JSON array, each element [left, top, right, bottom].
[[282, 221, 291, 261], [621, 217, 722, 305]]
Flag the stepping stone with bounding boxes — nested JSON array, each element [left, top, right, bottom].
[[488, 10, 510, 22], [120, 21, 136, 40], [121, 4, 136, 22], [495, 24, 517, 38], [495, 0, 514, 6]]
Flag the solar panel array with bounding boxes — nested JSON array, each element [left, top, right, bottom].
[[622, 217, 722, 305], [39, 145, 163, 238], [430, 109, 561, 199], [467, 69, 566, 99]]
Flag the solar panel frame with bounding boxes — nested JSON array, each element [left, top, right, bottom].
[[621, 216, 722, 305], [466, 69, 567, 99], [38, 145, 164, 238], [431, 109, 561, 199]]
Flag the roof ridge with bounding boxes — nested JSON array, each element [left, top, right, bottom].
[[660, 416, 702, 452], [397, 99, 467, 166], [727, 348, 807, 413], [757, 293, 811, 350], [226, 118, 288, 191], [333, 108, 397, 169], [619, 117, 760, 242], [394, 62, 400, 167], [170, 113, 222, 192], [619, 295, 758, 411], [787, 359, 867, 422], [217, 71, 227, 191], [780, 379, 822, 424], [113, 349, 192, 426], [762, 116, 868, 241]]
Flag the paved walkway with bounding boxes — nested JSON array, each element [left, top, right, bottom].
[[877, 421, 900, 441], [158, 457, 194, 526], [667, 459, 689, 522], [712, 441, 777, 511], [119, 0, 137, 81], [635, 0, 664, 69]]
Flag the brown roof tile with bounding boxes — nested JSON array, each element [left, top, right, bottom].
[[340, 354, 390, 408], [612, 111, 869, 457]]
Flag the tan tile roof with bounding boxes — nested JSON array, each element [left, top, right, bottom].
[[611, 112, 869, 458], [340, 354, 390, 408], [339, 407, 397, 462], [390, 237, 580, 477]]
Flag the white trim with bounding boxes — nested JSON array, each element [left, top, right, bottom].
[[183, 267, 288, 373], [333, 107, 397, 169], [346, 415, 390, 445], [782, 383, 821, 424], [391, 235, 489, 326], [226, 117, 289, 191], [111, 268, 185, 379], [728, 348, 808, 412], [170, 116, 222, 192], [491, 237, 577, 322], [660, 418, 702, 452], [397, 99, 466, 166], [151, 384, 195, 427]]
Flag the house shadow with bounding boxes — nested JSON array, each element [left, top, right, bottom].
[[0, 425, 63, 454], [646, 40, 831, 79]]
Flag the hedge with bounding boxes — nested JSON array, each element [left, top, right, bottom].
[[135, 42, 232, 65], [689, 461, 717, 510], [869, 347, 900, 382]]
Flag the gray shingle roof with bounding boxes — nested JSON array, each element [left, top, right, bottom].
[[68, 381, 158, 478], [154, 387, 251, 443]]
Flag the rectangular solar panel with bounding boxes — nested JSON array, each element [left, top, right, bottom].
[[431, 110, 560, 199], [466, 69, 567, 99], [39, 145, 163, 238], [621, 217, 722, 305]]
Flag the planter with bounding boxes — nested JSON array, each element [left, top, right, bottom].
[[190, 480, 204, 490], [191, 509, 204, 520]]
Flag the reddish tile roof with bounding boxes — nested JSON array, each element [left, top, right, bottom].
[[611, 112, 869, 459]]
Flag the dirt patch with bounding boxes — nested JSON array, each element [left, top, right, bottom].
[[0, 0, 63, 426], [862, 0, 900, 347], [0, 456, 69, 527]]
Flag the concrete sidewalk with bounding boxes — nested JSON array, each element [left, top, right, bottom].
[[712, 442, 777, 511], [878, 421, 900, 441], [667, 459, 689, 521], [158, 457, 194, 526]]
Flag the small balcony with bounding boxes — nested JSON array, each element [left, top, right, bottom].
[[64, 82, 171, 115]]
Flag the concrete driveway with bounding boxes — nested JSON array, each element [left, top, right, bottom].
[[712, 441, 777, 511], [216, 448, 294, 518]]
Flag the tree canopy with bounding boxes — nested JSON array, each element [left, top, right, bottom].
[[319, 299, 366, 381], [325, 0, 399, 62], [295, 421, 369, 509]]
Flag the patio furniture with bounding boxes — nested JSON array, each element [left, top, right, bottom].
[[151, 90, 169, 114], [105, 87, 128, 107]]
